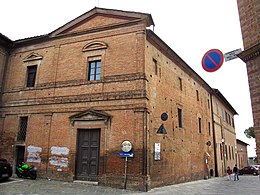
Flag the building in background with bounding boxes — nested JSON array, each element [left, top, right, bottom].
[[236, 139, 249, 168], [0, 7, 238, 191], [237, 0, 260, 162], [211, 89, 238, 176]]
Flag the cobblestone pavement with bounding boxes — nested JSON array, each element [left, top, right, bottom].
[[0, 175, 259, 195]]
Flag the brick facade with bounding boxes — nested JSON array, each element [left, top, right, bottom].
[[0, 7, 238, 191], [212, 89, 237, 177], [237, 0, 260, 162]]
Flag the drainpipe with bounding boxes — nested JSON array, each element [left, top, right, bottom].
[[210, 94, 218, 177], [142, 109, 148, 191]]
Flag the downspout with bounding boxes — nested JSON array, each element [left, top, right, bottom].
[[210, 93, 218, 177], [143, 109, 148, 191]]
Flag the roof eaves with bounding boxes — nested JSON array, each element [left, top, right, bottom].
[[0, 33, 13, 49], [236, 139, 249, 146], [213, 88, 238, 115]]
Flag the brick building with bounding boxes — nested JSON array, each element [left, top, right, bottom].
[[236, 139, 249, 168], [0, 7, 238, 191], [237, 0, 260, 162]]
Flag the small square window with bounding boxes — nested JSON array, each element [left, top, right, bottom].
[[153, 58, 158, 75], [196, 90, 199, 101], [178, 108, 183, 128], [198, 117, 202, 133], [179, 77, 183, 91]]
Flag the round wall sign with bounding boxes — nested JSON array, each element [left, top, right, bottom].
[[161, 113, 168, 121], [121, 140, 132, 152]]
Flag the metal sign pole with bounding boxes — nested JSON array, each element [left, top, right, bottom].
[[123, 156, 128, 190]]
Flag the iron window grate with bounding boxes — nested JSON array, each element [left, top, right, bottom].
[[17, 116, 28, 141]]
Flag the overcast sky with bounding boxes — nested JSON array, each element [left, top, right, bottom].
[[0, 0, 255, 157]]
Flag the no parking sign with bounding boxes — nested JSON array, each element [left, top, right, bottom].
[[202, 49, 224, 72]]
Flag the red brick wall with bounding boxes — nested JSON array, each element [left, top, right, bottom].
[[145, 38, 214, 188]]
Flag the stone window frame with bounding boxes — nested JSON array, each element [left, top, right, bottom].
[[88, 59, 101, 81], [23, 52, 43, 88], [82, 41, 108, 81], [26, 65, 37, 87]]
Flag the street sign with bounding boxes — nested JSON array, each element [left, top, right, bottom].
[[119, 151, 134, 157], [121, 140, 132, 152], [224, 48, 242, 62], [202, 49, 224, 72]]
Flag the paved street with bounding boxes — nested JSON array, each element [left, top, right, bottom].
[[0, 175, 259, 195]]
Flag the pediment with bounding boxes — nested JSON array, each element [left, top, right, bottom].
[[70, 109, 111, 122], [82, 41, 108, 52], [23, 52, 43, 62], [50, 7, 154, 37]]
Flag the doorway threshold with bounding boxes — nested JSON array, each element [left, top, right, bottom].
[[73, 180, 98, 185]]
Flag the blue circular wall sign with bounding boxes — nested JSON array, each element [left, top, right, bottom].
[[202, 49, 224, 72]]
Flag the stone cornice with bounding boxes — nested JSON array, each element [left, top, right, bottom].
[[3, 89, 147, 108], [4, 73, 147, 93], [238, 42, 260, 62]]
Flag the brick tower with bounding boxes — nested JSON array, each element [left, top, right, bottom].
[[237, 0, 260, 162]]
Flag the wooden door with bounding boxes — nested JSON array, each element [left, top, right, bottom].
[[76, 129, 100, 181]]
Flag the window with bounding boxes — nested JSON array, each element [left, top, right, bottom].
[[153, 58, 158, 75], [216, 102, 219, 115], [225, 145, 228, 160], [232, 146, 234, 160], [229, 146, 231, 160], [207, 99, 210, 109], [198, 117, 202, 133], [196, 90, 199, 101], [27, 65, 37, 87], [179, 77, 183, 91], [228, 114, 231, 125], [208, 122, 211, 136], [222, 109, 225, 121], [220, 144, 223, 160], [88, 60, 101, 81], [178, 108, 183, 128], [232, 118, 235, 128], [17, 116, 28, 141]]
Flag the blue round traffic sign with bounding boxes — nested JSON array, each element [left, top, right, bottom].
[[202, 49, 224, 72]]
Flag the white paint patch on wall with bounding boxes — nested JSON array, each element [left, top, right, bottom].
[[49, 146, 69, 168], [50, 146, 69, 155], [49, 156, 69, 168], [27, 145, 42, 163]]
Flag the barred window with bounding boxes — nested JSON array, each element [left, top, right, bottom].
[[17, 116, 28, 141]]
